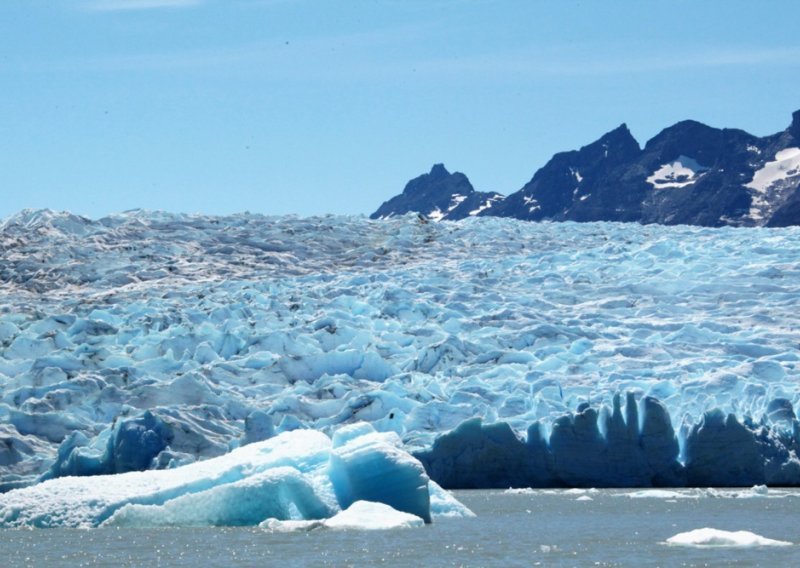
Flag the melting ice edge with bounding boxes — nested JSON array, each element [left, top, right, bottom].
[[2, 210, 800, 522]]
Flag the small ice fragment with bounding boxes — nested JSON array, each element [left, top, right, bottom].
[[323, 501, 425, 530], [666, 528, 791, 547]]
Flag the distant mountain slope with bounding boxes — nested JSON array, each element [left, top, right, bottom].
[[371, 110, 800, 227], [371, 164, 505, 221]]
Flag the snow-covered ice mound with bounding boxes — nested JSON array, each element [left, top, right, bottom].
[[1, 210, 800, 489], [0, 423, 471, 528], [261, 501, 426, 532], [666, 528, 792, 547]]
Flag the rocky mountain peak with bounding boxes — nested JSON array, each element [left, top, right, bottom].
[[428, 163, 450, 180], [790, 109, 800, 139], [586, 123, 641, 163], [372, 109, 800, 227]]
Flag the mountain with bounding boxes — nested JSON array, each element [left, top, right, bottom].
[[371, 110, 800, 227], [371, 163, 505, 221]]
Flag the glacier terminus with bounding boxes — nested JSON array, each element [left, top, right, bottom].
[[2, 209, 800, 527]]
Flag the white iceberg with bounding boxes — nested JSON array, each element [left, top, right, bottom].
[[0, 423, 472, 528], [666, 528, 791, 547], [321, 500, 425, 530]]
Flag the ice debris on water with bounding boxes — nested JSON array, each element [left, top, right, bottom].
[[1, 210, 800, 490], [666, 528, 792, 547], [0, 422, 472, 528], [261, 500, 426, 532]]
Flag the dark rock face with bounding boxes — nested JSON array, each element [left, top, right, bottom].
[[372, 110, 800, 227], [493, 124, 644, 223], [370, 164, 505, 221]]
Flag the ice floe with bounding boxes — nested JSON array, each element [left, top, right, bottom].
[[666, 528, 791, 547], [0, 423, 471, 528]]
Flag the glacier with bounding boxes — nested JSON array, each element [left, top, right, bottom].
[[1, 209, 800, 497]]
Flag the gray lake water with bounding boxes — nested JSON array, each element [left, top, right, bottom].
[[1, 488, 798, 567]]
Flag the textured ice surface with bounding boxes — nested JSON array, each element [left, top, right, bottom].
[[1, 210, 800, 489], [0, 423, 467, 528], [666, 528, 792, 547]]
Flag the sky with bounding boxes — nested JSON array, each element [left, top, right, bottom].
[[2, 0, 800, 219]]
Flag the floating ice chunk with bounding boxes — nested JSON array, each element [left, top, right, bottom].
[[623, 489, 697, 499], [666, 528, 791, 547], [0, 429, 332, 528], [323, 500, 425, 530], [504, 488, 536, 495], [260, 500, 425, 531], [259, 518, 324, 532], [0, 424, 469, 528], [700, 485, 771, 499]]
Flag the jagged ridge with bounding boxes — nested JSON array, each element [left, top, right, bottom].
[[371, 110, 800, 227]]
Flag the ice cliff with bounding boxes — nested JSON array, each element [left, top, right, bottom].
[[1, 210, 800, 493]]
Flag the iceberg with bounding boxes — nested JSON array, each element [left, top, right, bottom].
[[259, 501, 425, 532], [0, 423, 471, 528], [666, 528, 792, 547]]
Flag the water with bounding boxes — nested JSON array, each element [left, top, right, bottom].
[[2, 489, 798, 566]]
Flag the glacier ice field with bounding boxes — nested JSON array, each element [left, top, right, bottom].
[[2, 208, 800, 516]]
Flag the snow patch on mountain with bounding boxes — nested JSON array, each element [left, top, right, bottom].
[[746, 147, 800, 221], [646, 156, 710, 189], [469, 195, 504, 216]]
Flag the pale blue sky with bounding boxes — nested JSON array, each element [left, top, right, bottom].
[[2, 1, 800, 218]]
